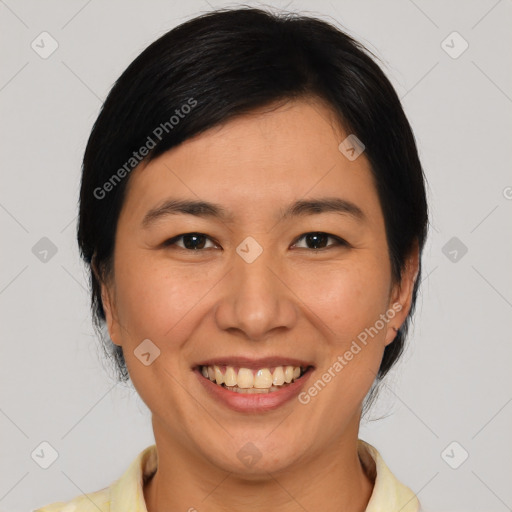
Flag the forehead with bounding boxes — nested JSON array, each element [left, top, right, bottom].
[[120, 98, 383, 228]]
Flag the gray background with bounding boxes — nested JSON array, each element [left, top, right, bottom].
[[1, 1, 511, 511]]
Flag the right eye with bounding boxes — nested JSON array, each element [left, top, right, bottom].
[[162, 232, 219, 251]]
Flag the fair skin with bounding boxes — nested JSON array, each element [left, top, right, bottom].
[[100, 97, 419, 512]]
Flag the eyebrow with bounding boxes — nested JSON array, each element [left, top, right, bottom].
[[141, 196, 366, 228]]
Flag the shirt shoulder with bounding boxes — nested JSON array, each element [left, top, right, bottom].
[[33, 486, 110, 512], [358, 439, 420, 512], [33, 445, 157, 512]]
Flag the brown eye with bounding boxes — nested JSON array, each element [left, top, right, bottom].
[[164, 233, 218, 250], [293, 232, 347, 250]]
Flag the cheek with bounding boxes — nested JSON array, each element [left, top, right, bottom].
[[112, 251, 205, 346], [295, 262, 391, 415], [112, 254, 206, 414], [295, 257, 391, 344]]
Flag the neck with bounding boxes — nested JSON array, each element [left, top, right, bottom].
[[144, 418, 374, 512]]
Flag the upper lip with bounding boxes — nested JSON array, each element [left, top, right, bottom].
[[195, 356, 314, 370]]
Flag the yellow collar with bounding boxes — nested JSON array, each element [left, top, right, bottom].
[[37, 440, 419, 511]]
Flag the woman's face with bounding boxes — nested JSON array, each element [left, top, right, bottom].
[[101, 98, 417, 474]]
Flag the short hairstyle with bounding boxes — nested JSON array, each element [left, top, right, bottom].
[[77, 7, 428, 406]]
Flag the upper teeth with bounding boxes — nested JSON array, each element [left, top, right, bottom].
[[201, 365, 303, 389]]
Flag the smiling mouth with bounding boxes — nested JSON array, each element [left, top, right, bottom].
[[199, 364, 311, 394]]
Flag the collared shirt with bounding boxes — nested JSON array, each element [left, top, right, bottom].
[[34, 440, 420, 512]]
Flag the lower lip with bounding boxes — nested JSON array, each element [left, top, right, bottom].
[[195, 368, 314, 413]]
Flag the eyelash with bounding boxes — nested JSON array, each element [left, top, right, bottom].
[[162, 232, 348, 251]]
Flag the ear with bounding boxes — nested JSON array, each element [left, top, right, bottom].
[[92, 258, 122, 347], [384, 240, 420, 346], [100, 283, 123, 347]]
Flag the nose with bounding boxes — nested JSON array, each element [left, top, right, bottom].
[[214, 241, 298, 341]]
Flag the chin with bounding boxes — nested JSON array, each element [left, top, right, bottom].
[[201, 434, 304, 477]]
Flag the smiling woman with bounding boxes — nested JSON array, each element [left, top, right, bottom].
[[36, 6, 428, 512]]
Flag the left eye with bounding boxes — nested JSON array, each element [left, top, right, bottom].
[[292, 232, 347, 250]]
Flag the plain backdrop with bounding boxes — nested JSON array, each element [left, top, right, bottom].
[[1, 1, 511, 511]]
